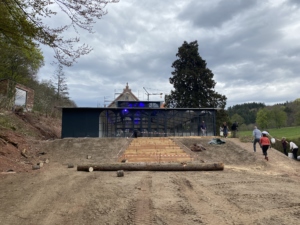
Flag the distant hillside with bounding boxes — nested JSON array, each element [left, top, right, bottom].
[[227, 100, 300, 127], [227, 102, 265, 124]]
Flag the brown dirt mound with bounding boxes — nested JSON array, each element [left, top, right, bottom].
[[0, 110, 61, 173]]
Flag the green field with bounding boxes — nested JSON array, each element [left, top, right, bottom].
[[237, 126, 300, 140], [236, 126, 300, 157]]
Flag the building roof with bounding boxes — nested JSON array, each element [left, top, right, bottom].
[[107, 83, 139, 108]]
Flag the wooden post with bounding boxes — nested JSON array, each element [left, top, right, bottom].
[[77, 162, 224, 172]]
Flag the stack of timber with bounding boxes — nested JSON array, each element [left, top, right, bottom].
[[119, 137, 193, 163]]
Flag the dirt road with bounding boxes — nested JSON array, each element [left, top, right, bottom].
[[1, 137, 300, 225]]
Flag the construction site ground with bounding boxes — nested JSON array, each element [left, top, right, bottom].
[[1, 111, 300, 224], [1, 131, 300, 224]]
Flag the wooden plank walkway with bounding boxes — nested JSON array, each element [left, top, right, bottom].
[[119, 137, 193, 163]]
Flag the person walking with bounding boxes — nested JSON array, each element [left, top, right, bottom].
[[221, 122, 228, 138], [231, 121, 238, 138], [200, 121, 206, 136], [290, 141, 299, 160], [252, 126, 262, 152], [260, 131, 270, 161], [281, 137, 289, 156]]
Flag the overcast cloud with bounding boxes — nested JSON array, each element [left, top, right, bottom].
[[38, 0, 300, 108]]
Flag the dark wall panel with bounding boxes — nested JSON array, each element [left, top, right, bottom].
[[62, 109, 101, 138]]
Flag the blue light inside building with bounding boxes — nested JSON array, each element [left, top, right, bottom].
[[117, 101, 161, 108], [122, 109, 128, 115], [139, 102, 145, 107]]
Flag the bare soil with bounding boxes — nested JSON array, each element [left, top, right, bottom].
[[0, 110, 61, 173], [1, 130, 300, 224]]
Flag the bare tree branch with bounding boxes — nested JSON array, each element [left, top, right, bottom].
[[1, 0, 119, 66]]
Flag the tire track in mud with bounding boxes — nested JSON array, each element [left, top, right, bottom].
[[207, 172, 300, 224], [170, 175, 245, 225], [241, 203, 300, 224], [199, 175, 300, 225], [170, 175, 204, 224], [149, 174, 199, 225], [226, 192, 300, 224], [131, 175, 154, 225]]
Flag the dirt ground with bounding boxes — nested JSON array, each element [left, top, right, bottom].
[[0, 110, 61, 173], [1, 136, 300, 225]]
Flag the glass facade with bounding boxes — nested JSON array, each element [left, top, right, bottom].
[[99, 108, 216, 138]]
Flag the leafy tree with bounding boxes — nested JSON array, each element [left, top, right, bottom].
[[269, 106, 287, 128], [165, 40, 227, 109], [28, 78, 76, 117], [295, 111, 300, 126], [29, 79, 56, 116], [0, 0, 37, 50], [0, 42, 44, 83], [0, 0, 119, 66], [277, 100, 300, 126], [230, 113, 244, 125], [227, 102, 265, 125], [238, 123, 249, 132], [256, 108, 270, 129], [0, 2, 44, 83]]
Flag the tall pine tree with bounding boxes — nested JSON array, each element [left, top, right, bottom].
[[165, 40, 227, 109], [52, 64, 69, 103]]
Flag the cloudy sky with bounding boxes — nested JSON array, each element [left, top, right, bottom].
[[38, 0, 300, 108]]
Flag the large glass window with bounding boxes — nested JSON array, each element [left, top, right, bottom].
[[97, 108, 215, 137]]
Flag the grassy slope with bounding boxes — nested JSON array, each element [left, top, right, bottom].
[[237, 126, 300, 157], [237, 126, 300, 140]]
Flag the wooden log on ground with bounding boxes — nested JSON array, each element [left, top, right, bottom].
[[77, 162, 224, 172]]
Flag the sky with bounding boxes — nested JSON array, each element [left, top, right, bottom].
[[38, 0, 300, 109]]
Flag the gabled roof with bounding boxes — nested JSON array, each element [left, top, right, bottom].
[[107, 83, 139, 108]]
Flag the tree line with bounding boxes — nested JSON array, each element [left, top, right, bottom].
[[228, 101, 300, 131]]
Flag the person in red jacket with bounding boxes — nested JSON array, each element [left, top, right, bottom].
[[260, 132, 270, 161]]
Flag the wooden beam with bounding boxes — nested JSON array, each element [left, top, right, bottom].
[[77, 162, 224, 172]]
